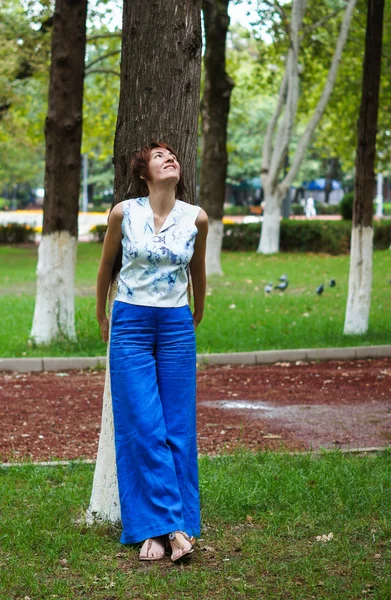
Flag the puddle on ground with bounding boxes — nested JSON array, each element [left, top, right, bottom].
[[201, 400, 273, 411], [199, 398, 391, 449], [220, 401, 273, 411]]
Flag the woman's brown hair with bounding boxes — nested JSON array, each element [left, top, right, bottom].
[[127, 141, 186, 199]]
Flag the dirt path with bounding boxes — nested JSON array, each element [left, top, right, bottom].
[[1, 358, 391, 462]]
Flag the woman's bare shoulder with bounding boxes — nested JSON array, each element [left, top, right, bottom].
[[195, 208, 208, 230]]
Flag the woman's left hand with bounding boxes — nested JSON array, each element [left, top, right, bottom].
[[193, 312, 203, 330]]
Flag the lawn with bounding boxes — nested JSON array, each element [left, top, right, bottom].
[[0, 244, 390, 357], [1, 451, 390, 599]]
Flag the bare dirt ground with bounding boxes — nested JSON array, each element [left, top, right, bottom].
[[1, 358, 391, 463]]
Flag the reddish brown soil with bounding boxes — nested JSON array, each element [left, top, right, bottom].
[[1, 358, 391, 463]]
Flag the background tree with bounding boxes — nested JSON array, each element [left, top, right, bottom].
[[29, 0, 88, 342], [344, 0, 385, 335], [199, 0, 234, 276], [256, 0, 357, 254], [308, 0, 391, 174], [30, 0, 88, 344], [87, 0, 203, 526]]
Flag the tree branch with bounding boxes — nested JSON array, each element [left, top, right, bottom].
[[301, 7, 345, 41], [87, 32, 122, 42], [262, 0, 292, 44], [85, 68, 120, 78], [261, 65, 288, 175], [268, 0, 306, 185], [283, 0, 357, 192], [85, 50, 121, 70]]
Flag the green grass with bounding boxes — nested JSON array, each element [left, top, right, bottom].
[[1, 451, 390, 599], [1, 244, 390, 357]]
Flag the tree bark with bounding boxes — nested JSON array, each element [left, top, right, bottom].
[[88, 0, 202, 526], [199, 0, 234, 276], [30, 0, 87, 344], [114, 1, 202, 204], [256, 190, 285, 254], [344, 0, 384, 335]]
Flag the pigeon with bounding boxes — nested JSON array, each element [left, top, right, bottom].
[[275, 280, 289, 291], [329, 279, 336, 287], [316, 284, 324, 295], [279, 274, 288, 282], [264, 282, 273, 293]]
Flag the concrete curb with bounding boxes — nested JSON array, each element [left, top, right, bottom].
[[1, 446, 389, 468], [1, 345, 391, 372]]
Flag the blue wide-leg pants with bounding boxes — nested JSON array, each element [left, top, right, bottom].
[[109, 300, 200, 544]]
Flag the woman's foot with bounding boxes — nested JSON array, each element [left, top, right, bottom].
[[139, 536, 166, 561], [168, 531, 194, 562]]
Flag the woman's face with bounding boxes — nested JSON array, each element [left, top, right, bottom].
[[147, 147, 180, 187]]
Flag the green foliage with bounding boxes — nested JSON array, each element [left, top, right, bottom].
[[339, 192, 354, 220], [0, 0, 121, 196], [382, 202, 391, 216], [0, 222, 35, 244], [89, 223, 107, 242], [291, 203, 341, 216], [224, 205, 251, 216], [223, 220, 391, 254]]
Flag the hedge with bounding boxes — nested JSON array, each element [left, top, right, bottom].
[[223, 220, 391, 254], [0, 222, 36, 244], [88, 219, 391, 255]]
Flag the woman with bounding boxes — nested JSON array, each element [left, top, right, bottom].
[[96, 142, 208, 562]]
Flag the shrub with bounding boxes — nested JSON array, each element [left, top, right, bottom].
[[290, 204, 304, 216], [0, 222, 36, 244], [90, 224, 107, 242], [222, 220, 391, 254], [374, 220, 391, 248], [382, 203, 391, 216], [339, 192, 354, 220], [316, 203, 341, 215], [287, 203, 341, 217], [224, 205, 251, 216]]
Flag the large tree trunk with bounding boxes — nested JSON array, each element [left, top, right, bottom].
[[30, 0, 87, 344], [87, 284, 120, 525], [199, 0, 233, 276], [88, 0, 202, 525], [344, 0, 384, 335]]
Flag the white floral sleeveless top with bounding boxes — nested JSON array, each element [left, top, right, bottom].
[[116, 197, 201, 307]]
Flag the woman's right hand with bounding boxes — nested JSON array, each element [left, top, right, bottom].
[[98, 315, 109, 343]]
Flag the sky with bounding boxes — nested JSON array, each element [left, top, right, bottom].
[[87, 1, 257, 32], [228, 1, 258, 28]]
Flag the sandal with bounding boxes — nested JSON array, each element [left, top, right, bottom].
[[139, 536, 166, 561], [168, 531, 195, 562]]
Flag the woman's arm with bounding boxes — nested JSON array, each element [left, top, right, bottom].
[[189, 208, 208, 329], [96, 203, 123, 342]]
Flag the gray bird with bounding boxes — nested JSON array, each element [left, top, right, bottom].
[[279, 274, 288, 282], [316, 284, 324, 295], [264, 282, 273, 293], [275, 280, 288, 291], [329, 279, 336, 287]]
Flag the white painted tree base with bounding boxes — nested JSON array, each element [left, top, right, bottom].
[[30, 232, 77, 344], [86, 282, 121, 526], [206, 219, 224, 276], [344, 226, 373, 335], [257, 198, 282, 254]]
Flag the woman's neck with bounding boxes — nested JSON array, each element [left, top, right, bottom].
[[147, 185, 176, 216]]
